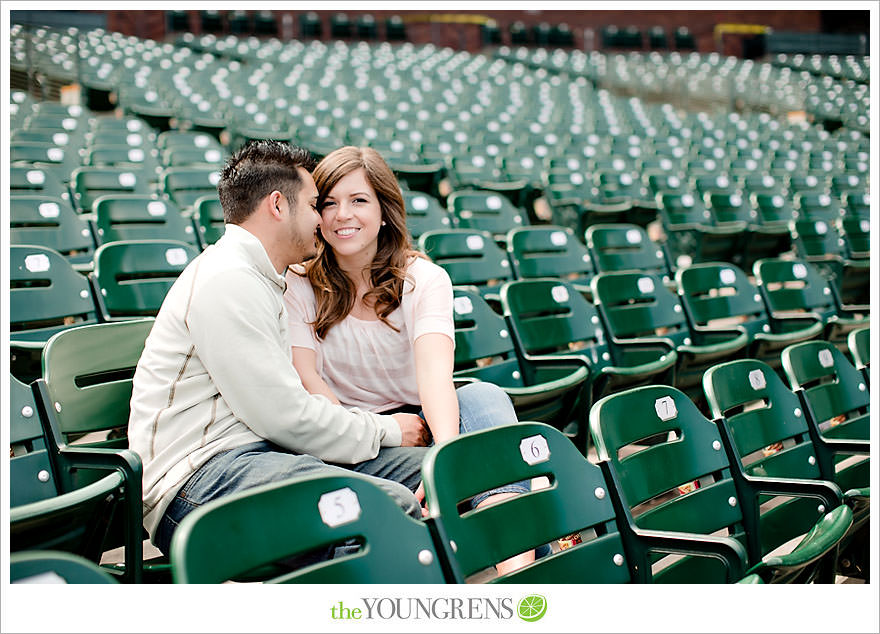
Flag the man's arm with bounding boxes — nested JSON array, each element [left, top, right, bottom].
[[186, 269, 403, 463]]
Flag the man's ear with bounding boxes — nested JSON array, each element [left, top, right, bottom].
[[268, 190, 283, 217]]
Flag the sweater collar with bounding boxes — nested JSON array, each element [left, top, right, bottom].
[[221, 224, 287, 292]]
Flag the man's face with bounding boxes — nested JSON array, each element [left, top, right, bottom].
[[283, 168, 321, 264]]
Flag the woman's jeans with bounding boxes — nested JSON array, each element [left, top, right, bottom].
[[155, 382, 528, 555]]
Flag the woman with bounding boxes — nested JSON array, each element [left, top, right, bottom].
[[284, 146, 534, 575]]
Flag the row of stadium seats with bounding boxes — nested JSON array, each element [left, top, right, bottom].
[[10, 316, 869, 583]]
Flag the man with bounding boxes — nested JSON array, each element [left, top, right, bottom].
[[128, 141, 429, 555]]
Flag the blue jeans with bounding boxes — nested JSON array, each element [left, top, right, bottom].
[[155, 382, 528, 555]]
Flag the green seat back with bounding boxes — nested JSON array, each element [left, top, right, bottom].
[[704, 360, 827, 552], [422, 422, 631, 583], [781, 341, 870, 441], [10, 245, 99, 343], [448, 189, 527, 237], [657, 191, 713, 227], [705, 191, 756, 225], [792, 219, 845, 258], [754, 259, 836, 322], [592, 271, 689, 346], [507, 226, 594, 286], [193, 195, 226, 246], [156, 130, 223, 152], [840, 216, 870, 259], [171, 474, 450, 583], [42, 318, 155, 443], [418, 230, 513, 296], [161, 166, 222, 210], [9, 195, 96, 266], [70, 166, 151, 213], [402, 191, 452, 239], [83, 144, 162, 181], [93, 195, 199, 247], [92, 240, 198, 317], [9, 165, 70, 202], [751, 191, 794, 225], [586, 223, 670, 280], [589, 385, 744, 582], [676, 262, 769, 341], [501, 278, 608, 365]]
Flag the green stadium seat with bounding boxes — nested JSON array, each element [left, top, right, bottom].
[[452, 287, 589, 444], [70, 166, 152, 214], [10, 551, 119, 584], [592, 271, 748, 401], [704, 359, 870, 579], [92, 195, 199, 248], [590, 384, 852, 583], [91, 240, 199, 319], [422, 422, 750, 583], [506, 226, 594, 295], [171, 473, 452, 583], [10, 195, 97, 270]]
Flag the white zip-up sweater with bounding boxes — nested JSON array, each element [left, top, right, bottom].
[[128, 224, 402, 538]]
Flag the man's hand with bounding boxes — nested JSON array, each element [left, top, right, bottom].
[[414, 482, 429, 517], [392, 413, 430, 447]]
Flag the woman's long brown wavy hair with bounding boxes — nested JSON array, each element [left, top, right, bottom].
[[304, 146, 421, 340]]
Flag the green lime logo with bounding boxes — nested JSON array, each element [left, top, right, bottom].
[[517, 595, 547, 622]]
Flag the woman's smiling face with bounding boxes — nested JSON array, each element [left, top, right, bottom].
[[319, 167, 383, 262]]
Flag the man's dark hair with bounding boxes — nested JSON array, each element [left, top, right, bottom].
[[218, 140, 317, 224]]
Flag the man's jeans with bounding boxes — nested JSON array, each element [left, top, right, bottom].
[[155, 382, 528, 555]]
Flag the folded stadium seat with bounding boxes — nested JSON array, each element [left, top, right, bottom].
[[70, 166, 153, 215], [644, 171, 688, 198], [117, 89, 175, 133], [592, 166, 658, 227], [191, 195, 226, 248], [446, 155, 529, 208], [829, 173, 867, 199], [754, 258, 868, 350], [676, 262, 823, 371], [704, 359, 869, 580], [655, 190, 745, 266], [82, 144, 163, 183], [544, 170, 629, 237], [418, 229, 514, 308], [841, 191, 869, 219], [160, 166, 222, 211], [447, 190, 528, 244], [10, 243, 102, 382], [10, 165, 72, 203], [784, 173, 828, 197], [156, 130, 224, 155], [506, 226, 595, 296], [585, 223, 674, 285], [422, 421, 754, 583], [92, 195, 200, 248], [703, 191, 790, 270], [501, 278, 676, 415], [376, 142, 444, 197], [160, 146, 228, 168], [10, 195, 96, 271], [451, 287, 589, 445], [11, 141, 79, 185], [750, 190, 796, 227], [781, 341, 870, 444], [171, 473, 452, 583], [10, 373, 143, 584], [401, 190, 454, 241], [10, 551, 120, 584], [590, 384, 852, 583], [33, 317, 167, 581], [12, 127, 83, 153], [91, 240, 200, 320], [792, 191, 845, 223], [591, 271, 747, 404]]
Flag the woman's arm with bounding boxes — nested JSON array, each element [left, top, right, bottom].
[[413, 332, 459, 444], [291, 346, 341, 405]]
